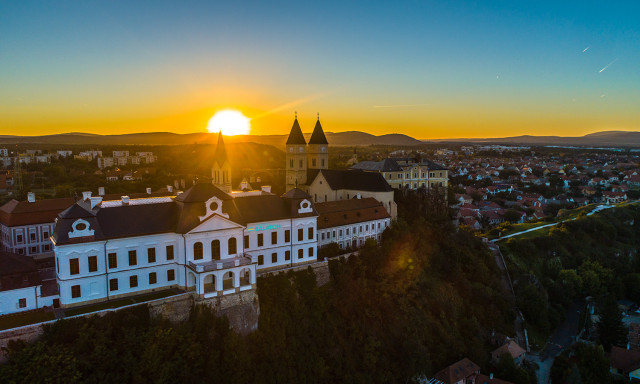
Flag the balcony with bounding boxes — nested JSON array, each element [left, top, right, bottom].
[[187, 254, 255, 273]]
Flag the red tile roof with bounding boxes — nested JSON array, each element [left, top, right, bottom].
[[315, 198, 390, 230]]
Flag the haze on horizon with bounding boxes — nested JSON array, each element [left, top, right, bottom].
[[1, 1, 639, 139]]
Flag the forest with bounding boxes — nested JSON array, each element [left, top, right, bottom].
[[1, 213, 517, 383]]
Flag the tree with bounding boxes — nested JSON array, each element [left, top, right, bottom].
[[596, 297, 627, 352]]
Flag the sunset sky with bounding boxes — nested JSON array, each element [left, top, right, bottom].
[[1, 1, 639, 139]]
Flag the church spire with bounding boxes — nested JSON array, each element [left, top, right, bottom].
[[286, 113, 307, 145], [308, 114, 328, 145], [213, 131, 228, 166]]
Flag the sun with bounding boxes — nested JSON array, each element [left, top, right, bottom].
[[207, 110, 251, 135]]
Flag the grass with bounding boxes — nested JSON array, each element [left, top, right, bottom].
[[64, 288, 183, 317], [0, 309, 55, 331]]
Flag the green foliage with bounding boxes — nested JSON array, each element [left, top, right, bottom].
[[550, 343, 613, 384], [596, 298, 627, 352], [500, 205, 640, 341]]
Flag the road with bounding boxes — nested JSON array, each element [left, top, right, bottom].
[[529, 301, 584, 384]]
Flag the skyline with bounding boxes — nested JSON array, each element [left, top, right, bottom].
[[1, 1, 639, 139]]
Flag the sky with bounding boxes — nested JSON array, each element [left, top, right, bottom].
[[1, 0, 639, 139]]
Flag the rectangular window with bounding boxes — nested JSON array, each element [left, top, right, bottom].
[[298, 249, 303, 259], [339, 230, 342, 236], [109, 278, 118, 291], [148, 248, 156, 263], [149, 272, 157, 285], [308, 227, 314, 240], [359, 226, 363, 233], [309, 247, 314, 258], [244, 235, 249, 249], [167, 269, 175, 281], [30, 246, 37, 253], [108, 253, 117, 269], [346, 228, 350, 235], [43, 244, 50, 251], [88, 256, 98, 272], [71, 285, 81, 298], [258, 255, 264, 265], [257, 233, 263, 247], [298, 228, 303, 242], [321, 233, 325, 240], [30, 233, 36, 241], [129, 275, 138, 288], [285, 250, 290, 261], [18, 298, 26, 308], [166, 245, 174, 260], [271, 231, 277, 245], [43, 231, 49, 238], [70, 258, 79, 275], [16, 234, 23, 243], [271, 252, 277, 263], [332, 230, 336, 238], [285, 230, 290, 243], [128, 250, 137, 266]]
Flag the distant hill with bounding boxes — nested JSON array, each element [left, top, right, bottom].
[[427, 131, 640, 147], [0, 131, 424, 147]]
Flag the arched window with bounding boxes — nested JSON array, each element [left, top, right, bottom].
[[211, 239, 220, 260], [193, 242, 203, 260], [228, 237, 237, 255]]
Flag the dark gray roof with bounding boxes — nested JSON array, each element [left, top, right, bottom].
[[53, 183, 317, 245], [420, 159, 448, 170], [282, 188, 311, 199], [286, 118, 307, 145], [350, 158, 403, 172], [175, 182, 232, 202], [0, 252, 41, 291], [309, 169, 393, 192], [308, 119, 328, 145]]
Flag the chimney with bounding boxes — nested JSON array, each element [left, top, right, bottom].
[[27, 192, 35, 203], [90, 196, 103, 209], [121, 196, 130, 205], [82, 191, 92, 201], [146, 187, 152, 194], [167, 185, 174, 193], [98, 186, 105, 196], [261, 185, 271, 193], [356, 193, 361, 199]]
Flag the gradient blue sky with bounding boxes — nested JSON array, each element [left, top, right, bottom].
[[1, 0, 638, 138]]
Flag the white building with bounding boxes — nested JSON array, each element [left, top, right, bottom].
[[97, 157, 115, 169], [51, 182, 318, 308], [57, 150, 73, 158], [0, 149, 8, 157], [316, 198, 391, 250]]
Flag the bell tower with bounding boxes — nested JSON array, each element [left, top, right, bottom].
[[285, 113, 307, 191], [307, 113, 328, 170], [211, 132, 232, 193]]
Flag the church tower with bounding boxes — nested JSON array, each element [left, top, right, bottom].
[[285, 114, 307, 191], [211, 132, 232, 193], [307, 113, 328, 170]]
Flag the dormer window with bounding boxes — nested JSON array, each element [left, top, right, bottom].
[[68, 219, 94, 239]]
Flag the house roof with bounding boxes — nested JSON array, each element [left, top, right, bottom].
[[309, 169, 393, 192], [0, 197, 76, 227], [351, 158, 403, 172], [492, 339, 526, 360], [53, 182, 318, 245], [308, 118, 328, 144], [610, 346, 640, 374], [315, 198, 390, 229], [286, 118, 307, 145], [433, 358, 480, 384], [0, 252, 41, 291]]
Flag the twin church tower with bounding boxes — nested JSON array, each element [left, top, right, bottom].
[[285, 114, 329, 191], [211, 114, 329, 193]]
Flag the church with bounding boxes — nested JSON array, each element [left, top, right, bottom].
[[284, 115, 397, 218]]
